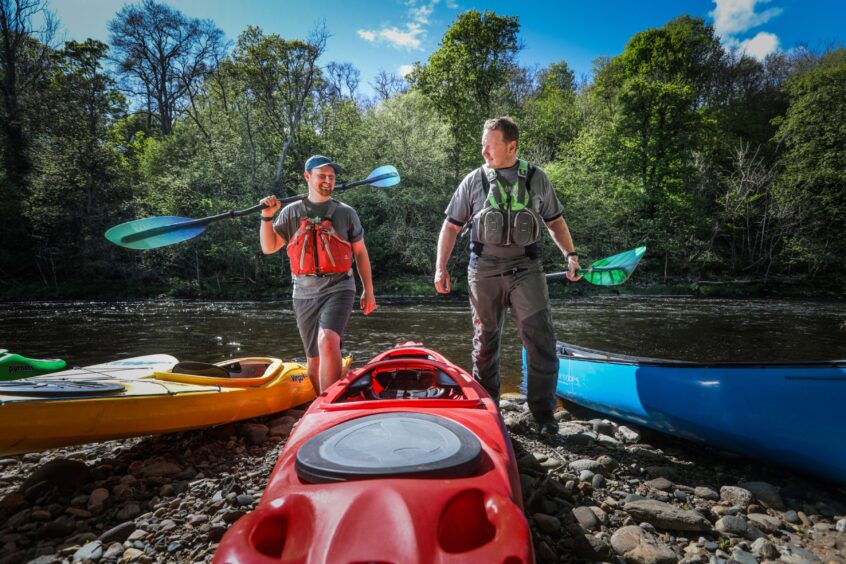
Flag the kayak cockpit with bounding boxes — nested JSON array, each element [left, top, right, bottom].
[[153, 357, 288, 387]]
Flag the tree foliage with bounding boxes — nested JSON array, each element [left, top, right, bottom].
[[2, 6, 844, 298]]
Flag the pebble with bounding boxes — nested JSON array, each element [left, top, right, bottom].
[[2, 400, 845, 564]]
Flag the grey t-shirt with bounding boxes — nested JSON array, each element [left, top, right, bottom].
[[273, 198, 363, 299], [444, 161, 563, 273]]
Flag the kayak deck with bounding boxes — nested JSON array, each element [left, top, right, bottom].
[[0, 355, 316, 455]]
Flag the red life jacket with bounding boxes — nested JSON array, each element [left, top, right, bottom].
[[286, 200, 353, 276]]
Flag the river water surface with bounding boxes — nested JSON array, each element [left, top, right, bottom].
[[1, 297, 844, 393]]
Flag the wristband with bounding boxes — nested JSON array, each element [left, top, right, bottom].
[[261, 216, 274, 222], [566, 251, 579, 260]]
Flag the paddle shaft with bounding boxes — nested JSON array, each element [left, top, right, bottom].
[[545, 265, 626, 282], [120, 176, 388, 245]]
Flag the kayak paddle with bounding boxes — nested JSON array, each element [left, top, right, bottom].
[[546, 246, 646, 286], [105, 165, 400, 250]]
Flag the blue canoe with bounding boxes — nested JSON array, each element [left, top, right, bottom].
[[525, 342, 846, 485]]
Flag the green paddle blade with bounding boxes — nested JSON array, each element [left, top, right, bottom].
[[105, 216, 208, 250], [581, 246, 646, 286], [546, 246, 646, 286], [365, 165, 400, 187]]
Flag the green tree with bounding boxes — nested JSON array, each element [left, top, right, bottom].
[[772, 49, 846, 276], [25, 40, 127, 289], [519, 61, 579, 164], [409, 10, 520, 174], [108, 0, 225, 135]]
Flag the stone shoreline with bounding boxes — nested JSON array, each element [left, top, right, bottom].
[[1, 399, 844, 563]]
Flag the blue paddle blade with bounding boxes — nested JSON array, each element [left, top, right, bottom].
[[366, 165, 400, 187], [105, 216, 207, 250], [581, 246, 646, 286]]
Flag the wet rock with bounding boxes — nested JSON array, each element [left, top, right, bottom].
[[138, 461, 182, 478], [780, 543, 822, 562], [624, 500, 712, 532], [610, 525, 678, 564], [572, 506, 601, 531], [720, 486, 753, 507], [98, 521, 136, 544], [618, 425, 641, 442], [592, 474, 606, 489], [22, 459, 91, 492], [647, 477, 674, 492], [102, 542, 124, 560], [72, 540, 102, 561], [693, 486, 719, 500], [750, 537, 779, 559], [87, 488, 109, 514], [532, 512, 561, 534], [36, 516, 76, 539], [739, 481, 784, 510], [242, 423, 269, 446], [746, 513, 781, 533], [730, 547, 758, 564], [579, 470, 594, 482], [569, 459, 602, 474], [115, 502, 141, 521], [714, 515, 765, 540], [0, 491, 27, 513]]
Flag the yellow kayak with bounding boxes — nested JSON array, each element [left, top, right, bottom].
[[0, 353, 325, 455]]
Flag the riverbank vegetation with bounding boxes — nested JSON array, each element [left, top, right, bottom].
[[1, 2, 844, 299]]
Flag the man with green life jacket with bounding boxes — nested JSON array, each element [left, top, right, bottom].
[[434, 117, 581, 434], [260, 155, 376, 393]]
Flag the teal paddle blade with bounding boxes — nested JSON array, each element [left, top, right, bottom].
[[581, 246, 646, 286], [365, 165, 400, 187], [105, 216, 207, 250]]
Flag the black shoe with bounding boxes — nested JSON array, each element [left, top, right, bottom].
[[533, 411, 558, 435]]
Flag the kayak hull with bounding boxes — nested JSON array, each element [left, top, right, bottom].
[[0, 355, 317, 455], [216, 343, 533, 564], [531, 342, 846, 485]]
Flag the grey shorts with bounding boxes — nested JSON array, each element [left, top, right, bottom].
[[293, 290, 355, 358]]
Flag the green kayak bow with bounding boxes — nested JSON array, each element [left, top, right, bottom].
[[0, 350, 67, 381]]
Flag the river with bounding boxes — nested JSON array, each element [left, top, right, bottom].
[[1, 297, 844, 393]]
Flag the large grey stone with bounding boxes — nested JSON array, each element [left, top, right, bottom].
[[750, 538, 780, 560], [610, 525, 678, 564], [739, 481, 784, 510], [715, 515, 766, 540], [72, 540, 103, 561], [569, 459, 603, 473], [624, 500, 711, 532], [747, 513, 781, 533], [720, 486, 753, 507], [572, 506, 601, 531]]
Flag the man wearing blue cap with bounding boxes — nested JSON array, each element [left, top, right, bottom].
[[259, 155, 376, 393]]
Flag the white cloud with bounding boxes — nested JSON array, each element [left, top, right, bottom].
[[357, 30, 377, 42], [710, 0, 783, 37], [359, 1, 438, 51], [738, 31, 780, 60], [398, 64, 415, 77], [710, 0, 783, 59], [410, 5, 434, 24]]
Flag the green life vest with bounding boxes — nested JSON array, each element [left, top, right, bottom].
[[471, 159, 542, 251]]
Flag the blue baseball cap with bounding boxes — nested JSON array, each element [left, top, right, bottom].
[[304, 155, 343, 173]]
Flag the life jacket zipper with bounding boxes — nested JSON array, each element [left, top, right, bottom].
[[300, 233, 310, 271]]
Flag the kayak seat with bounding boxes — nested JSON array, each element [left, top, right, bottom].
[[171, 361, 231, 379], [295, 412, 482, 483]]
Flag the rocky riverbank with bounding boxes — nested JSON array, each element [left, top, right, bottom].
[[1, 399, 844, 563]]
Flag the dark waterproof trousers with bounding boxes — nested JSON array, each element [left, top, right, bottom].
[[468, 261, 558, 414]]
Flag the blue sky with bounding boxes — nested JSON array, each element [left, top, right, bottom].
[[50, 0, 846, 93]]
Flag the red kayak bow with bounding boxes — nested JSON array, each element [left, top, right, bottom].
[[215, 342, 533, 563]]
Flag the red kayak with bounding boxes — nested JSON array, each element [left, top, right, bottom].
[[215, 343, 533, 563]]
